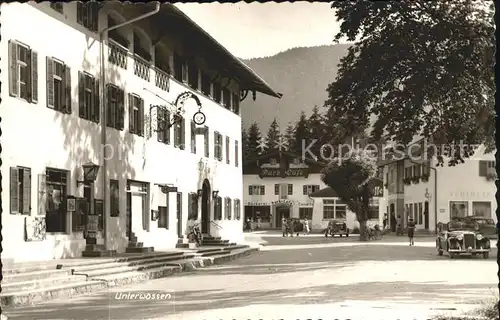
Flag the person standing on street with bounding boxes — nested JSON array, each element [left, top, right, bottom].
[[281, 217, 287, 237], [303, 217, 310, 235], [407, 217, 416, 246], [383, 213, 388, 231]]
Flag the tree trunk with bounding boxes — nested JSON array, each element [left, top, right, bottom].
[[359, 220, 369, 241]]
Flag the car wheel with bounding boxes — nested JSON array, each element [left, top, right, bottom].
[[483, 252, 489, 259], [438, 249, 443, 256]]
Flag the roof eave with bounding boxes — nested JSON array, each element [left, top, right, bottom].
[[168, 4, 282, 99]]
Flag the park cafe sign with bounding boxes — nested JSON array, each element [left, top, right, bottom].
[[259, 168, 309, 178], [245, 199, 314, 207]]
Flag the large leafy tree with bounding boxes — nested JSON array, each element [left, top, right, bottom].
[[326, 1, 495, 166], [265, 118, 282, 153], [247, 122, 263, 160], [321, 149, 379, 241]]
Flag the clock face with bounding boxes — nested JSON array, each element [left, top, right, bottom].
[[193, 111, 206, 125]]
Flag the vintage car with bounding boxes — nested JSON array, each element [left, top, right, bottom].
[[324, 220, 349, 237], [464, 216, 497, 239], [436, 219, 491, 259]]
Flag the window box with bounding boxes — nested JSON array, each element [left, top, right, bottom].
[[403, 177, 412, 185], [421, 174, 430, 182], [411, 176, 420, 184]]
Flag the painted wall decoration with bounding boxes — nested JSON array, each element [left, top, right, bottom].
[[25, 216, 47, 241]]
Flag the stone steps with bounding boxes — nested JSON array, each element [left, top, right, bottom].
[[0, 245, 256, 307]]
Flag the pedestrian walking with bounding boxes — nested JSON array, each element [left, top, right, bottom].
[[250, 218, 255, 232], [407, 217, 416, 246], [383, 213, 388, 230], [256, 216, 261, 230], [303, 217, 310, 235], [390, 213, 397, 232], [281, 217, 287, 237]]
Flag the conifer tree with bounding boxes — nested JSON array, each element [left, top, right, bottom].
[[307, 105, 325, 160], [293, 111, 309, 159], [283, 122, 295, 152], [265, 118, 281, 153], [247, 122, 263, 160]]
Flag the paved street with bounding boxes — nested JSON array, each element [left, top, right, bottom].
[[4, 234, 498, 320]]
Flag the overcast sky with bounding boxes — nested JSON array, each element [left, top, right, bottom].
[[175, 2, 342, 59]]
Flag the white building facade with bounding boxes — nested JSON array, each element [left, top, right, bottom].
[[242, 151, 385, 231], [1, 2, 280, 262], [381, 145, 496, 233]]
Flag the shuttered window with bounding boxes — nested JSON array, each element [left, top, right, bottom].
[[204, 126, 209, 157], [234, 199, 241, 220], [235, 140, 239, 167], [225, 136, 230, 164], [106, 84, 125, 130], [224, 197, 232, 220], [9, 40, 38, 103], [214, 132, 222, 161], [274, 184, 280, 195], [78, 71, 99, 123], [76, 1, 99, 32], [46, 57, 71, 114], [128, 93, 144, 136], [174, 117, 185, 149], [10, 167, 31, 215], [110, 180, 120, 217], [190, 121, 197, 154], [214, 196, 222, 220], [157, 108, 171, 144]]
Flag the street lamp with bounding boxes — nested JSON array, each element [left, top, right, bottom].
[[76, 162, 100, 186]]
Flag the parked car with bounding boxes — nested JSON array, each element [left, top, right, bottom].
[[436, 218, 491, 259], [324, 220, 349, 237], [464, 216, 497, 239]]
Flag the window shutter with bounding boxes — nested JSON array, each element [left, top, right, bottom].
[[139, 98, 145, 136], [248, 186, 253, 195], [46, 57, 54, 108], [22, 168, 31, 214], [106, 85, 113, 126], [128, 94, 135, 133], [76, 1, 83, 24], [10, 167, 20, 214], [235, 141, 239, 167], [228, 199, 232, 220], [93, 79, 100, 122], [118, 89, 125, 130], [188, 194, 193, 219], [8, 40, 19, 97], [78, 72, 85, 117], [64, 65, 72, 114], [30, 50, 38, 103], [260, 186, 265, 195], [204, 126, 209, 157], [180, 118, 185, 150], [226, 136, 230, 164], [38, 174, 47, 215], [303, 185, 307, 195], [274, 184, 279, 195], [479, 161, 487, 176], [288, 184, 293, 195], [90, 3, 98, 32]]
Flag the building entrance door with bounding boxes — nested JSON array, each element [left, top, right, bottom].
[[275, 207, 290, 228], [424, 201, 429, 230], [201, 179, 211, 234]]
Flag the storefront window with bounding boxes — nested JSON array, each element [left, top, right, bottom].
[[472, 201, 491, 217], [450, 201, 468, 219], [244, 205, 271, 222]]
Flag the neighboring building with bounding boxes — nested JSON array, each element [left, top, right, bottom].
[[309, 180, 385, 232], [2, 2, 280, 262], [243, 150, 325, 229], [380, 143, 497, 233], [242, 149, 385, 231]]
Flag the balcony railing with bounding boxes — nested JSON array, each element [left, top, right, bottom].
[[108, 40, 128, 69], [155, 67, 170, 91], [134, 55, 150, 81]]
